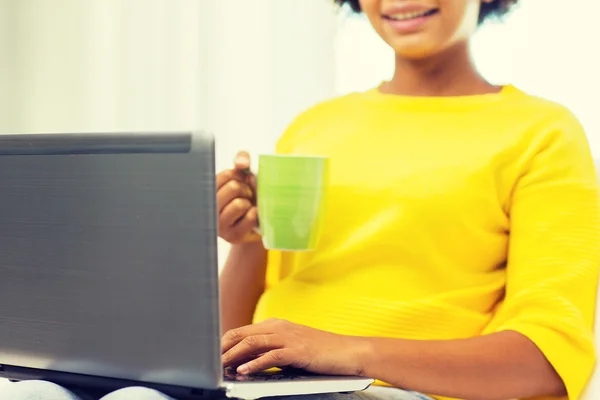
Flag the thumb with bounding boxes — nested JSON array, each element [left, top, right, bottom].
[[234, 151, 251, 171]]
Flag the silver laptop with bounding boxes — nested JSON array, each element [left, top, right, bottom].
[[0, 131, 373, 399]]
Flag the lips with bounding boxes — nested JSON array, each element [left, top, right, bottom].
[[381, 7, 439, 33], [383, 8, 439, 22]]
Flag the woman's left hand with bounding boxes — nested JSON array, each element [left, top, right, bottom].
[[221, 318, 369, 376]]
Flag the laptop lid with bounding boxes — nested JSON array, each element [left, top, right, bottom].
[[0, 131, 222, 391]]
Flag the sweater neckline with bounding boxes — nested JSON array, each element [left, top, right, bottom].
[[361, 84, 523, 111]]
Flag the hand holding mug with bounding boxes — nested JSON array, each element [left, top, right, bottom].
[[216, 151, 261, 245]]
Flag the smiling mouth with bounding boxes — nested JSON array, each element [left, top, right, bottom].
[[383, 8, 439, 22]]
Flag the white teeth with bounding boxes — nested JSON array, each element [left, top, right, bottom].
[[388, 10, 431, 21]]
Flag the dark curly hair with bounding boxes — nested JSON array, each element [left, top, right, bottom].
[[334, 0, 518, 25]]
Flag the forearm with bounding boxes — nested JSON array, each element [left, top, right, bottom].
[[219, 241, 268, 333], [360, 331, 565, 400]]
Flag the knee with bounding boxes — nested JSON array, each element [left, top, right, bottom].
[[0, 380, 80, 399], [101, 386, 174, 400]]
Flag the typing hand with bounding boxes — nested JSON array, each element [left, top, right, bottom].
[[221, 318, 369, 377]]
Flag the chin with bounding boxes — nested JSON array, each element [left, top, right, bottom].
[[381, 34, 441, 60], [392, 45, 440, 60]]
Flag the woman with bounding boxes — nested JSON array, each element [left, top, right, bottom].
[[8, 0, 599, 399], [218, 1, 599, 399]]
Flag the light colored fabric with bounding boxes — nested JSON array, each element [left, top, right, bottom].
[[0, 380, 85, 400], [1, 381, 174, 400], [100, 387, 176, 400], [254, 85, 600, 400], [0, 380, 432, 400]]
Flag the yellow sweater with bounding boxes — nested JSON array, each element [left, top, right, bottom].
[[253, 85, 600, 400]]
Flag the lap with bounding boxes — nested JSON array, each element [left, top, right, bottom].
[[0, 381, 174, 400], [1, 380, 432, 400], [0, 380, 86, 400]]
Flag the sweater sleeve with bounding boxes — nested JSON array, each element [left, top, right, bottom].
[[484, 111, 600, 400]]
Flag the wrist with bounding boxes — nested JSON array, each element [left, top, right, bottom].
[[354, 337, 412, 382], [224, 241, 268, 275], [231, 240, 266, 254], [351, 336, 378, 378]]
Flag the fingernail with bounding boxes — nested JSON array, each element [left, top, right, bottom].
[[238, 365, 249, 374], [235, 155, 249, 164]]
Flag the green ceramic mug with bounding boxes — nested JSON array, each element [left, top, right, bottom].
[[257, 155, 329, 251]]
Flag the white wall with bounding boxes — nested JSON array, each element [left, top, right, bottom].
[[198, 1, 337, 169], [0, 1, 17, 129], [475, 0, 600, 156], [2, 0, 203, 133]]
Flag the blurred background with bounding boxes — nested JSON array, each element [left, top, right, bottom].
[[1, 0, 598, 267]]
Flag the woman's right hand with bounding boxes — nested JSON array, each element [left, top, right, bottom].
[[217, 151, 261, 245]]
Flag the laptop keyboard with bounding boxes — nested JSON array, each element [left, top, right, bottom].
[[223, 368, 314, 382]]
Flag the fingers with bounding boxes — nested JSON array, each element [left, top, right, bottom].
[[221, 319, 281, 353], [221, 320, 301, 375], [216, 168, 252, 188], [231, 206, 258, 236], [237, 350, 291, 375], [215, 151, 260, 244], [225, 355, 259, 371], [220, 198, 252, 227], [217, 178, 259, 244], [220, 207, 259, 244], [216, 169, 234, 190], [217, 179, 254, 213], [222, 334, 283, 369], [222, 324, 259, 354]]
